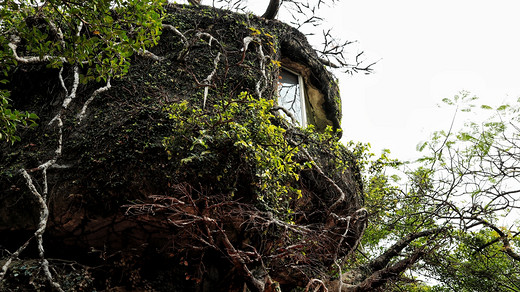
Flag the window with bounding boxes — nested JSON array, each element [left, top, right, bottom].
[[278, 68, 306, 126]]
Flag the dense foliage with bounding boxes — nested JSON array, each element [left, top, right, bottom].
[[162, 91, 303, 217]]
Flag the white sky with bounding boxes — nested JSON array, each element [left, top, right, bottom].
[[200, 0, 520, 160], [328, 1, 520, 160]]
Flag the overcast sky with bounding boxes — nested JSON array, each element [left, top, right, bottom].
[[207, 0, 520, 160], [327, 1, 520, 160]]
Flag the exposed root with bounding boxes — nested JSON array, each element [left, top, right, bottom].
[[289, 138, 347, 212], [239, 34, 272, 99], [162, 23, 188, 44], [2, 57, 111, 290], [124, 182, 366, 289], [8, 34, 67, 64], [202, 51, 221, 109], [14, 170, 64, 291], [305, 279, 328, 292], [0, 236, 33, 281], [137, 48, 164, 61], [271, 106, 298, 125], [78, 78, 112, 122]]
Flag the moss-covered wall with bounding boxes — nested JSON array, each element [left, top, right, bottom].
[[0, 4, 361, 292]]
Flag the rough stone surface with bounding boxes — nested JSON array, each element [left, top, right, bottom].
[[0, 5, 361, 291]]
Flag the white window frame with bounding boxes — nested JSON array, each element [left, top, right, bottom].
[[278, 67, 307, 127]]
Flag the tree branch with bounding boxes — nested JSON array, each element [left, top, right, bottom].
[[365, 227, 446, 273], [347, 248, 426, 292], [262, 0, 280, 19], [466, 216, 520, 261]]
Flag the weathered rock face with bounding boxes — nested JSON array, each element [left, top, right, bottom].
[[1, 4, 364, 291]]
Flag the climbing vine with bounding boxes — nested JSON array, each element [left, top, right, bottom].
[[163, 91, 302, 217]]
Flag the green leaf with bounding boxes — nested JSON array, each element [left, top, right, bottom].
[[442, 98, 454, 105], [497, 104, 509, 111], [458, 132, 473, 141]]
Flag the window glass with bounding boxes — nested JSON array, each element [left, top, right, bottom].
[[278, 68, 305, 126]]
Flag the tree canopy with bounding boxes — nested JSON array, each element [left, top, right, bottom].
[[353, 92, 520, 291]]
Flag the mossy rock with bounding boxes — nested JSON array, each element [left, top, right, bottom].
[[0, 4, 362, 291]]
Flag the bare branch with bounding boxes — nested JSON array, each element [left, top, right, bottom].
[[290, 139, 347, 212]]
